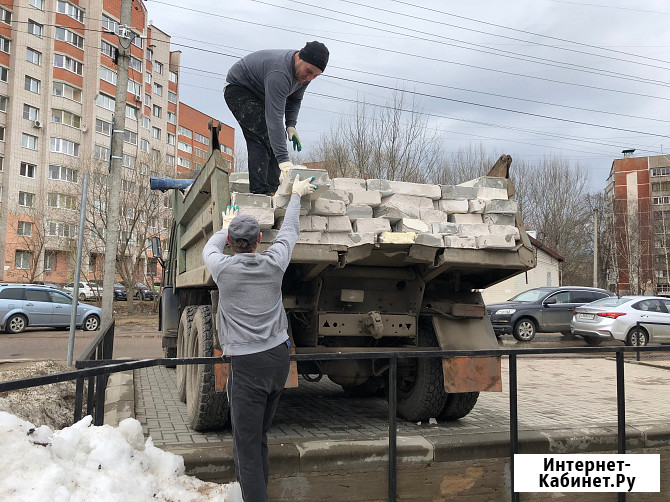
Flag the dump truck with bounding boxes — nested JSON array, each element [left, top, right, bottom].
[[153, 124, 535, 431]]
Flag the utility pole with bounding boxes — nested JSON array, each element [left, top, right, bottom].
[[593, 209, 598, 288], [101, 0, 133, 325]]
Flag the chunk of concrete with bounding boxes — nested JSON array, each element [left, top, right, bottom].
[[458, 176, 508, 190], [394, 218, 431, 234], [477, 187, 509, 200], [476, 234, 516, 249], [375, 194, 433, 221], [230, 179, 250, 194], [436, 199, 469, 214], [350, 190, 382, 207], [483, 213, 516, 226], [440, 185, 478, 200], [311, 198, 347, 216], [378, 231, 416, 244], [347, 204, 374, 220], [297, 231, 322, 244], [415, 233, 444, 247], [276, 168, 331, 200], [232, 192, 272, 209], [444, 236, 477, 249], [448, 213, 483, 224], [432, 222, 459, 235], [353, 218, 391, 235], [332, 178, 367, 191], [458, 223, 491, 237], [348, 232, 376, 246], [260, 229, 279, 243], [238, 207, 275, 229], [367, 179, 441, 200], [419, 208, 449, 224], [299, 215, 328, 232], [320, 189, 351, 204], [485, 199, 518, 214], [365, 179, 394, 197], [489, 224, 520, 240], [272, 194, 310, 216], [319, 232, 355, 246], [326, 216, 353, 233], [468, 199, 486, 214]]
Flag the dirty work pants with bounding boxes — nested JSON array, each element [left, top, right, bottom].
[[228, 341, 290, 502], [224, 84, 281, 196]]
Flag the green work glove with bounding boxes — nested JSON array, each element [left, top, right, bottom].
[[221, 205, 239, 229], [291, 174, 317, 197], [286, 126, 301, 152]]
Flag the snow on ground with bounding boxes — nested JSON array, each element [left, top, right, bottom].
[[0, 411, 243, 502]]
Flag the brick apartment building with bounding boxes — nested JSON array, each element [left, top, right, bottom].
[[605, 152, 670, 295], [0, 0, 234, 284]]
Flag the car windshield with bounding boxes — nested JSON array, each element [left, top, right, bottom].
[[508, 289, 553, 302], [585, 297, 628, 308]]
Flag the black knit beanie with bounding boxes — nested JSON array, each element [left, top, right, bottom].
[[298, 41, 329, 72]]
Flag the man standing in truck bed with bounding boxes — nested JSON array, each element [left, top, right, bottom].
[[202, 176, 317, 502], [224, 41, 329, 196]]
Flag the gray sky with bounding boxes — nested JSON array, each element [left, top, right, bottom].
[[146, 0, 670, 190]]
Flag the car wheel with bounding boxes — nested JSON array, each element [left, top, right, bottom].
[[83, 314, 100, 331], [625, 328, 648, 347], [513, 318, 536, 342], [583, 335, 603, 346], [6, 314, 27, 334], [78, 293, 86, 301], [134, 292, 140, 300]]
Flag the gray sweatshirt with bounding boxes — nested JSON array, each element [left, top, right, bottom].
[[202, 194, 301, 356], [226, 49, 309, 163]]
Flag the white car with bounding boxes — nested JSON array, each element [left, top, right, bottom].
[[571, 296, 670, 346], [63, 281, 100, 302]]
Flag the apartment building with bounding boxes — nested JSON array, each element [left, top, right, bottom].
[[605, 152, 670, 295], [0, 0, 234, 284]]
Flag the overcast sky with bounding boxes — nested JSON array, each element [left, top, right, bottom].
[[145, 0, 670, 190]]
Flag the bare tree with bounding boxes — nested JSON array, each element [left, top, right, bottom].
[[430, 143, 499, 185]]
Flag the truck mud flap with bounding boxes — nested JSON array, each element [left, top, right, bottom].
[[442, 356, 501, 393], [213, 348, 229, 393]]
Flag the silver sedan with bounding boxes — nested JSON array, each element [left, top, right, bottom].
[[571, 296, 670, 346]]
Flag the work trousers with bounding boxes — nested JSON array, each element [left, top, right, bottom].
[[224, 84, 281, 196], [228, 341, 290, 502]]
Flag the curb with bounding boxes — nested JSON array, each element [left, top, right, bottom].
[[103, 369, 135, 426]]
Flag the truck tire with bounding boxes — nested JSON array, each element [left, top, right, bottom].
[[437, 392, 479, 421], [391, 321, 448, 422], [177, 306, 197, 403], [185, 305, 230, 431]]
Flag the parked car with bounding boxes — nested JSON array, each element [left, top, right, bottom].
[[88, 280, 127, 301], [127, 282, 155, 301], [63, 281, 100, 301], [571, 296, 670, 346], [0, 284, 101, 334], [487, 286, 614, 341], [31, 281, 65, 291]]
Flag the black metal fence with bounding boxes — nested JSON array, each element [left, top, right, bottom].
[[1, 340, 669, 501]]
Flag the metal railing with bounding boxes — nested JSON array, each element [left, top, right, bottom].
[[1, 343, 669, 502]]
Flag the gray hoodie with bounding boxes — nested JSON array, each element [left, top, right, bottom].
[[202, 194, 301, 355], [226, 49, 309, 164]]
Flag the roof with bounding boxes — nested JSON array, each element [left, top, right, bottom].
[[528, 235, 564, 262]]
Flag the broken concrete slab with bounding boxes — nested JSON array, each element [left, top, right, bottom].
[[350, 190, 382, 207], [436, 199, 469, 214], [444, 236, 477, 249], [367, 179, 441, 200], [476, 234, 516, 249], [277, 168, 331, 199], [458, 176, 508, 190], [272, 194, 311, 216], [415, 233, 444, 247], [311, 199, 347, 216], [296, 231, 322, 244], [326, 216, 353, 233], [394, 218, 431, 234], [346, 204, 374, 220], [299, 215, 328, 232], [458, 223, 491, 237], [348, 232, 376, 246], [238, 207, 275, 229], [440, 185, 479, 200], [376, 194, 433, 221], [468, 199, 486, 214], [477, 187, 509, 200], [432, 222, 460, 235], [319, 189, 351, 204], [231, 192, 272, 209], [489, 224, 520, 240], [332, 178, 367, 191], [448, 213, 483, 224], [353, 218, 392, 235], [419, 208, 449, 224], [483, 213, 516, 226], [260, 229, 279, 243], [378, 231, 416, 244], [484, 199, 518, 214]]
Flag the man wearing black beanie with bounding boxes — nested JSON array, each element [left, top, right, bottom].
[[225, 42, 329, 195]]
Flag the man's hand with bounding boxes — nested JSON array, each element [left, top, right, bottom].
[[221, 205, 239, 229], [286, 127, 301, 152], [292, 174, 317, 197], [279, 161, 294, 179]]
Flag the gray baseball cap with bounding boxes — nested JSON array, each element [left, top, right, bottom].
[[227, 214, 260, 242]]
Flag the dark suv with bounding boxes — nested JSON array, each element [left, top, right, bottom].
[[487, 286, 614, 341]]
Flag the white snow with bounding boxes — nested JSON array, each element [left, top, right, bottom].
[[0, 411, 243, 502]]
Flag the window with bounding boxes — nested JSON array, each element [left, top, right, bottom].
[[99, 66, 116, 84], [0, 36, 10, 54], [15, 251, 32, 270], [0, 95, 6, 113], [140, 139, 149, 152], [101, 14, 118, 34], [22, 134, 38, 151], [194, 132, 209, 145], [124, 129, 137, 145], [167, 111, 177, 125], [0, 156, 3, 172], [152, 127, 161, 140], [47, 221, 76, 238], [123, 154, 135, 169], [23, 104, 39, 121], [55, 27, 84, 49], [167, 132, 175, 146], [25, 76, 40, 94], [166, 154, 174, 166], [49, 164, 77, 182], [178, 126, 193, 139], [45, 251, 56, 271], [48, 192, 77, 210], [51, 109, 81, 128], [126, 105, 138, 121], [101, 40, 115, 59], [129, 56, 142, 72], [146, 48, 153, 62], [96, 94, 114, 111], [131, 32, 142, 49], [0, 6, 12, 24], [222, 145, 233, 155], [54, 54, 83, 75], [30, 0, 45, 10], [20, 162, 36, 177], [17, 221, 32, 237], [144, 93, 151, 107], [652, 182, 670, 192], [153, 83, 163, 96], [651, 167, 670, 177], [152, 105, 162, 118], [18, 191, 35, 207], [178, 157, 190, 168], [122, 179, 135, 193], [26, 47, 41, 65], [169, 70, 178, 83], [57, 1, 84, 23], [94, 144, 110, 161], [139, 163, 148, 175], [141, 116, 150, 129], [154, 61, 163, 74], [178, 141, 192, 154], [28, 20, 43, 38], [95, 118, 111, 135], [145, 71, 152, 84], [53, 82, 82, 102], [194, 147, 207, 159], [50, 137, 80, 156], [128, 79, 141, 96], [0, 66, 8, 82]]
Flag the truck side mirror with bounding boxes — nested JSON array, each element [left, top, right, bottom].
[[151, 236, 163, 264]]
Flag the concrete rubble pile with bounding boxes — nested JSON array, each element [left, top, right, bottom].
[[228, 167, 521, 250]]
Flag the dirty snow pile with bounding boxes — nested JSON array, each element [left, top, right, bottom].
[[0, 412, 242, 502]]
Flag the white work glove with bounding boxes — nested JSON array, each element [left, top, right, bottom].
[[286, 127, 301, 151], [279, 161, 294, 179], [221, 205, 239, 229], [292, 174, 317, 198]]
